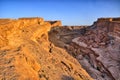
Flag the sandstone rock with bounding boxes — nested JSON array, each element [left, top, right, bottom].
[[46, 21, 62, 27], [72, 37, 88, 47], [0, 18, 92, 80], [71, 18, 120, 80], [49, 17, 120, 80], [1, 17, 119, 80]]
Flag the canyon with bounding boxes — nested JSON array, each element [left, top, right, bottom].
[[0, 17, 120, 80]]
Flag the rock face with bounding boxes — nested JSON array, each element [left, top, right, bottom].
[[46, 21, 62, 27], [1, 17, 120, 80], [49, 18, 120, 80], [0, 18, 92, 80], [72, 18, 120, 80]]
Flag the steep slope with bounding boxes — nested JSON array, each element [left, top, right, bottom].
[[49, 18, 120, 80], [72, 18, 120, 80], [0, 18, 92, 80]]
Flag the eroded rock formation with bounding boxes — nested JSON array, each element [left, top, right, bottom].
[[49, 18, 120, 80], [1, 17, 120, 80], [0, 18, 92, 80]]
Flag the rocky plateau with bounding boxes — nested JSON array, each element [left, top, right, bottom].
[[0, 17, 120, 80]]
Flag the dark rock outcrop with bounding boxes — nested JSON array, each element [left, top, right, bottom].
[[49, 18, 120, 80], [72, 18, 120, 80]]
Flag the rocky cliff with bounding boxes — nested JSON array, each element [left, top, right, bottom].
[[49, 18, 120, 80], [0, 18, 92, 80], [0, 17, 120, 80]]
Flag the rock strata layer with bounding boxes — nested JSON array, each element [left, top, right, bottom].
[[0, 18, 92, 80], [49, 18, 120, 80], [1, 17, 120, 80]]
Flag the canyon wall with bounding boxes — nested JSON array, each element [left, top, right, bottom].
[[71, 18, 120, 80], [1, 17, 120, 80], [0, 18, 92, 80], [49, 18, 120, 80]]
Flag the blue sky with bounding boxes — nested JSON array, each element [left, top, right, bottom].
[[0, 0, 120, 25]]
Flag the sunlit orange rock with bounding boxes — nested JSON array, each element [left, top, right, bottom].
[[0, 17, 93, 80]]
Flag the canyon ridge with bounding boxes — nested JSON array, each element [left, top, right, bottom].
[[0, 17, 120, 80]]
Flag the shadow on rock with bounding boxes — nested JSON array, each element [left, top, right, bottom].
[[61, 75, 74, 80]]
